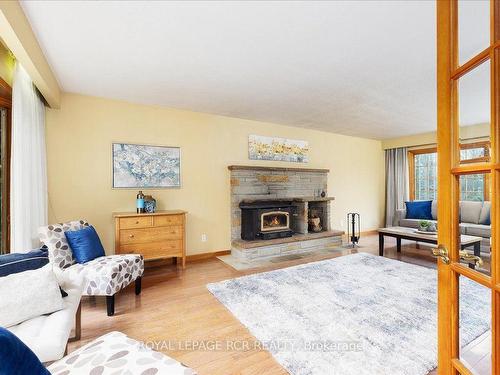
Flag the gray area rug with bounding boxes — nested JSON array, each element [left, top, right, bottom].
[[207, 253, 490, 375]]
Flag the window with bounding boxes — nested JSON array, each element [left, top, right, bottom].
[[414, 151, 438, 200], [459, 142, 490, 163], [409, 143, 490, 202], [460, 173, 487, 202]]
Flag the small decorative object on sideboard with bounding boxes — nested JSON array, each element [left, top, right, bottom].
[[136, 191, 145, 213], [144, 195, 156, 213]]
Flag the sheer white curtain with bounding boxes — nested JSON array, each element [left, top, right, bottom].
[[385, 147, 409, 227], [10, 63, 47, 252]]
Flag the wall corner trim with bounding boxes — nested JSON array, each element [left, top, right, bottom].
[[0, 1, 60, 108]]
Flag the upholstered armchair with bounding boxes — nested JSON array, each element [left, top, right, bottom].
[[39, 220, 144, 316]]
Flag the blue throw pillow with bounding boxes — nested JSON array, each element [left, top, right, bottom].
[[65, 226, 105, 264], [405, 200, 433, 220], [0, 247, 49, 277], [0, 327, 50, 375]]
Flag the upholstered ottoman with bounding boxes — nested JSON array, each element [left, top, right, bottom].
[[47, 331, 197, 374]]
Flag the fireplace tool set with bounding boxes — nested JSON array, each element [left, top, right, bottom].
[[346, 212, 361, 248]]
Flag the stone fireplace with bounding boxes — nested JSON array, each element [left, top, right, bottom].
[[228, 165, 343, 263]]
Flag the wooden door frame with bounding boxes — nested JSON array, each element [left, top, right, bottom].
[[437, 3, 459, 373], [437, 1, 500, 374], [0, 76, 11, 254], [408, 147, 437, 201]]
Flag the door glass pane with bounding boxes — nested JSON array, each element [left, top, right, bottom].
[[458, 0, 490, 65], [459, 276, 491, 375], [459, 60, 490, 164], [458, 173, 491, 276]]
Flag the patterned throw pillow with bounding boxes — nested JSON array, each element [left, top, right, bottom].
[[38, 220, 89, 269]]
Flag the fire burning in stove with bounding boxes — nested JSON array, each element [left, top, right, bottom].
[[261, 211, 290, 232], [268, 216, 281, 226]]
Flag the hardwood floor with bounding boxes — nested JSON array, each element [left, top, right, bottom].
[[69, 234, 490, 375]]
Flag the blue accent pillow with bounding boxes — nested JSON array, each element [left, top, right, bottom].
[[405, 200, 433, 220], [0, 247, 49, 277], [0, 327, 50, 375], [65, 226, 105, 264]]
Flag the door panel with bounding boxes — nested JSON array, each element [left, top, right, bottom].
[[458, 60, 491, 165], [459, 276, 492, 375], [437, 1, 499, 375], [456, 172, 491, 276], [458, 0, 490, 65]]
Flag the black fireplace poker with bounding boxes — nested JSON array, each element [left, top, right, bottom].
[[347, 213, 360, 248]]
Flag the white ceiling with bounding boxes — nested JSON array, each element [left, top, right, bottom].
[[21, 0, 490, 140]]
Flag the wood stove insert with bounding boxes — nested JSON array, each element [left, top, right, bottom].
[[240, 200, 294, 240]]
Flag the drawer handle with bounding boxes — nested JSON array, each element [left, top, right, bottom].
[[129, 234, 135, 238], [170, 231, 176, 234], [135, 221, 140, 224]]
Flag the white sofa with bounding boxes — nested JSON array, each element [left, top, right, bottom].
[[7, 268, 83, 363]]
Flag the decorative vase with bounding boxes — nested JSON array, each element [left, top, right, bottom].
[[136, 191, 145, 214], [427, 222, 437, 233], [144, 195, 156, 213]]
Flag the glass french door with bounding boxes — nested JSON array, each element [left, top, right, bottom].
[[436, 1, 499, 375]]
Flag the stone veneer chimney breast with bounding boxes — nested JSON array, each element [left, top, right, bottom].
[[228, 165, 343, 264]]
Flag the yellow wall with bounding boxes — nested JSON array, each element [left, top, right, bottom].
[[382, 123, 490, 149], [46, 93, 385, 255], [0, 42, 14, 85]]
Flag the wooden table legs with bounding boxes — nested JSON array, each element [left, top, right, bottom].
[[462, 241, 482, 270], [379, 233, 401, 257], [379, 233, 384, 256]]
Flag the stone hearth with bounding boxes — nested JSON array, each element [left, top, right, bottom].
[[228, 165, 344, 263]]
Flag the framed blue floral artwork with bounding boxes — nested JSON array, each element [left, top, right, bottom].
[[112, 143, 181, 188]]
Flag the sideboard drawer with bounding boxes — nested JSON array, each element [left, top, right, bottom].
[[153, 215, 183, 227], [119, 216, 153, 229], [119, 240, 183, 259], [120, 226, 183, 245]]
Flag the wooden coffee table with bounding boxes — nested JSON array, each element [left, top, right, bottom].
[[378, 226, 482, 268]]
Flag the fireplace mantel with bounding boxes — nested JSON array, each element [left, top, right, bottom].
[[228, 165, 329, 173]]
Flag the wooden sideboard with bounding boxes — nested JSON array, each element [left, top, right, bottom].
[[113, 210, 187, 268]]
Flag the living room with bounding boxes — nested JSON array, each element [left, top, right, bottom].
[[0, 1, 498, 375]]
